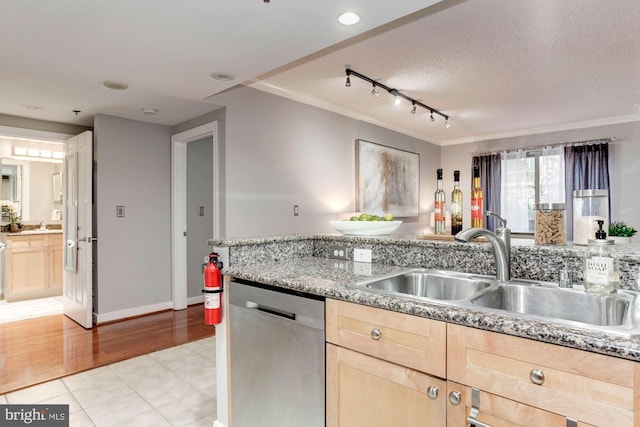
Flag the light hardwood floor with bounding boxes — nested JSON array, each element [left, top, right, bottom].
[[0, 304, 215, 395]]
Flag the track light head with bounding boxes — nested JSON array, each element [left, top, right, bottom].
[[345, 75, 351, 87], [444, 118, 450, 128], [430, 111, 435, 122], [371, 84, 379, 97], [411, 103, 416, 114]]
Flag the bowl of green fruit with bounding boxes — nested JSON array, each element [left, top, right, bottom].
[[329, 213, 402, 236]]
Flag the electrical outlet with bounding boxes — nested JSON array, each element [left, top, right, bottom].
[[353, 248, 372, 263], [329, 245, 348, 260], [354, 262, 372, 275]]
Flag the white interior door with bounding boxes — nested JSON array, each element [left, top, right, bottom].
[[63, 131, 93, 328]]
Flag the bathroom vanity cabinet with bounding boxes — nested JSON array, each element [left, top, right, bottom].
[[4, 233, 63, 302]]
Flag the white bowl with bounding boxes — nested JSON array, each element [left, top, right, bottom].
[[329, 220, 402, 236]]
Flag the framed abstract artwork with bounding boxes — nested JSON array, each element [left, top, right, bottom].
[[356, 139, 420, 219]]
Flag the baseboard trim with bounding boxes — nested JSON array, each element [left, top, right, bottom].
[[95, 301, 173, 324], [213, 421, 226, 427], [187, 295, 204, 305]]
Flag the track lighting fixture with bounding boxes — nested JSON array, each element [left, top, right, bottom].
[[371, 84, 379, 97], [344, 68, 449, 127]]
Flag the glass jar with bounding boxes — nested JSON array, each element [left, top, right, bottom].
[[573, 189, 609, 245], [534, 203, 566, 245]]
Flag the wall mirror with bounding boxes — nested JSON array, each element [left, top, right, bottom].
[[1, 164, 22, 221]]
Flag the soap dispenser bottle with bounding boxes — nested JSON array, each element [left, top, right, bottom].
[[584, 219, 619, 294]]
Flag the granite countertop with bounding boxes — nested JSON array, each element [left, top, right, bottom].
[[217, 234, 640, 362], [3, 229, 63, 236]]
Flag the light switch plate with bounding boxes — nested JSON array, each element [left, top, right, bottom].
[[353, 248, 372, 263], [116, 206, 125, 217]]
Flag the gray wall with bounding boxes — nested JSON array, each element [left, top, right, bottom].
[[441, 121, 640, 234], [206, 86, 441, 238], [93, 114, 173, 315], [187, 137, 213, 298]]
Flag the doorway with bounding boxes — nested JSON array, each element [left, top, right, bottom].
[[171, 121, 221, 310], [0, 127, 70, 323]]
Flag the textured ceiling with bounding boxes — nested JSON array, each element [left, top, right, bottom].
[[0, 0, 434, 129], [1, 1, 638, 145], [253, 0, 640, 144]]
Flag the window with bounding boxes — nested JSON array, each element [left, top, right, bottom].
[[500, 147, 565, 233]]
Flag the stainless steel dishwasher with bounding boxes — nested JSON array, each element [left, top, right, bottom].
[[229, 279, 325, 427]]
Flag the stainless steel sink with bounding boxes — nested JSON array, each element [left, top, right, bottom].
[[347, 269, 493, 301], [470, 283, 635, 327], [346, 268, 640, 336]]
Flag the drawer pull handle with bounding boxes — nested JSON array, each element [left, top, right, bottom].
[[426, 385, 439, 400], [529, 368, 545, 385], [467, 388, 494, 427], [467, 414, 494, 427], [370, 328, 382, 340], [448, 391, 461, 406]]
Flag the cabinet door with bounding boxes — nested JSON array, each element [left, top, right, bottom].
[[48, 235, 63, 289], [447, 324, 636, 427], [6, 236, 48, 300], [327, 344, 446, 427], [446, 382, 596, 427], [326, 299, 446, 377]]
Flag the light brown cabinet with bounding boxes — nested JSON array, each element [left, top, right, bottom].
[[326, 299, 447, 427], [447, 323, 636, 427], [327, 300, 640, 427], [446, 381, 595, 427], [5, 233, 63, 302]]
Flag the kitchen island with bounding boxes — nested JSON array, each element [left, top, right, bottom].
[[211, 234, 640, 426]]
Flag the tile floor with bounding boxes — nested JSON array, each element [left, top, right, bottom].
[[0, 296, 63, 324], [0, 336, 217, 426]]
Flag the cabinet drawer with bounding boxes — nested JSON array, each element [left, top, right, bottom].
[[6, 236, 47, 248], [326, 299, 446, 377], [447, 324, 637, 427], [446, 381, 596, 427]]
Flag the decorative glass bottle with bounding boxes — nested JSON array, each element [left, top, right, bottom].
[[451, 170, 463, 235], [434, 168, 446, 235], [471, 164, 483, 228]]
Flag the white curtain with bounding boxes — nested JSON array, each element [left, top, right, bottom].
[[500, 150, 531, 232], [540, 146, 565, 204]]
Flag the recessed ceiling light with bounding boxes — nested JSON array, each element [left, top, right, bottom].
[[103, 80, 129, 90], [338, 12, 360, 26], [142, 108, 158, 115], [211, 72, 235, 81]]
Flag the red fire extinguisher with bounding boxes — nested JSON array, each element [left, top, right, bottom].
[[203, 252, 223, 325]]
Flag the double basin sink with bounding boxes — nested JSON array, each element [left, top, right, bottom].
[[346, 269, 640, 336]]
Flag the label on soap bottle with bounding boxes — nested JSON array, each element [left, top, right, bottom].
[[585, 256, 613, 285]]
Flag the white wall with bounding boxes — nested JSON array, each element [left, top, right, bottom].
[[93, 114, 173, 316], [441, 120, 640, 234], [206, 86, 441, 238]]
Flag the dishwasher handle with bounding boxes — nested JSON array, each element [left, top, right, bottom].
[[247, 301, 296, 321]]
